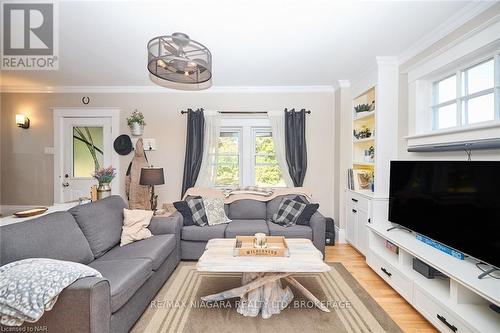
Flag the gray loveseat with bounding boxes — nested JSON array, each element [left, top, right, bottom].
[[0, 196, 183, 333], [181, 195, 326, 259]]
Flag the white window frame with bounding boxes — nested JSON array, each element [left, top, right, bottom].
[[214, 116, 284, 187], [431, 54, 499, 130]]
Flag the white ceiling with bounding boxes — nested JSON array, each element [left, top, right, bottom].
[[1, 0, 475, 89]]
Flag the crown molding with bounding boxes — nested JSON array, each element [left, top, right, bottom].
[[0, 84, 336, 94], [337, 80, 351, 88], [398, 1, 497, 67]]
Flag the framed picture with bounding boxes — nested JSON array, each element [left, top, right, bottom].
[[353, 169, 372, 191]]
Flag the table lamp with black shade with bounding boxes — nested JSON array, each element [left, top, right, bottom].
[[139, 167, 165, 214]]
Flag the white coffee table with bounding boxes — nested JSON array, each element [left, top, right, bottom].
[[196, 238, 331, 318]]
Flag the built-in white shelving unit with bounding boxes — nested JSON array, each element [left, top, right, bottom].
[[367, 214, 500, 333]]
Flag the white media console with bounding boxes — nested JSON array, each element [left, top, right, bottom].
[[345, 190, 500, 332]]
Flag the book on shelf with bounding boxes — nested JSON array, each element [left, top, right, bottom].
[[347, 169, 354, 190]]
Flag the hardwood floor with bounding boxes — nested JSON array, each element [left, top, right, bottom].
[[325, 244, 438, 333]]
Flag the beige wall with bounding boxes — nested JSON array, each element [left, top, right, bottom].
[[0, 91, 337, 218]]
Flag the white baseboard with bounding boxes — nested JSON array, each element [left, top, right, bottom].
[[335, 225, 347, 244]]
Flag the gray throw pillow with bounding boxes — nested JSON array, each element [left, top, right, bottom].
[[272, 198, 306, 227], [187, 197, 209, 227]]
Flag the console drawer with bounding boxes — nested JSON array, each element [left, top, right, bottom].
[[347, 192, 370, 212], [369, 252, 412, 302], [413, 284, 477, 333]]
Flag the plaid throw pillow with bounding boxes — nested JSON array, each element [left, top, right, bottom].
[[187, 197, 208, 227], [272, 198, 307, 227]]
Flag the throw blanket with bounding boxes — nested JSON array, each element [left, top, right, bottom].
[[183, 187, 312, 204], [0, 258, 102, 327]]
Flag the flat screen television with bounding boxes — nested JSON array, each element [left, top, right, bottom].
[[389, 161, 500, 269]]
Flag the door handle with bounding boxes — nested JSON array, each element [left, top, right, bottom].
[[351, 198, 358, 203], [436, 314, 457, 332], [62, 181, 69, 187], [352, 209, 357, 213], [380, 267, 392, 277]]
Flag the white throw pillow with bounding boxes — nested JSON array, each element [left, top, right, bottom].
[[120, 209, 154, 246], [202, 197, 231, 226]]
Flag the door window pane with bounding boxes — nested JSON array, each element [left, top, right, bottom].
[[467, 93, 494, 124], [436, 104, 457, 129], [467, 59, 494, 95], [73, 127, 103, 177], [437, 75, 456, 103]]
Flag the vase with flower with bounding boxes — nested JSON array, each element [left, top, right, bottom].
[[93, 166, 117, 200]]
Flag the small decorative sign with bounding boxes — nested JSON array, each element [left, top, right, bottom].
[[416, 234, 464, 260]]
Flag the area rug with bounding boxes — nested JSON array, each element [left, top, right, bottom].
[[132, 262, 403, 333]]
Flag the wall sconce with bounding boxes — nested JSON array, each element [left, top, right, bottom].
[[16, 114, 30, 129]]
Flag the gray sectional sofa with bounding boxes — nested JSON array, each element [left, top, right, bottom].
[[0, 194, 325, 332], [181, 194, 326, 259], [0, 196, 183, 333]]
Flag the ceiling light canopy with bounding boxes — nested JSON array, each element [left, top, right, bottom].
[[147, 32, 212, 90]]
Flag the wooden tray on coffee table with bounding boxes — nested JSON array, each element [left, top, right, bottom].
[[233, 236, 290, 257]]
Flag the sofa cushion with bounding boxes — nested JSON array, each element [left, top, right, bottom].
[[69, 196, 128, 258], [229, 200, 266, 219], [95, 235, 175, 271], [225, 220, 269, 238], [294, 196, 319, 226], [187, 197, 209, 226], [88, 259, 152, 313], [182, 224, 227, 241], [267, 221, 313, 239], [271, 198, 307, 226], [0, 211, 94, 265], [266, 195, 307, 220]]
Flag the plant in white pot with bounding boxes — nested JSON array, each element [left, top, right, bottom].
[[127, 109, 146, 136]]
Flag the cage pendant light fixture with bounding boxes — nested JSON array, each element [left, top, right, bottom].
[[147, 32, 212, 90]]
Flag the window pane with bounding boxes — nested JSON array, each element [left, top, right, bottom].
[[256, 155, 277, 164], [218, 132, 239, 154], [437, 75, 456, 103], [255, 134, 274, 154], [255, 165, 285, 187], [467, 59, 494, 95], [73, 127, 103, 177], [436, 104, 457, 129], [215, 165, 239, 186], [217, 155, 238, 164], [467, 93, 494, 124]]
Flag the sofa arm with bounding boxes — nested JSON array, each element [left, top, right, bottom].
[[309, 211, 326, 257], [149, 211, 183, 260], [2, 277, 111, 333]]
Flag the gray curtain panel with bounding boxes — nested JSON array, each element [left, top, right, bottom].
[[284, 108, 308, 187], [181, 109, 205, 197]]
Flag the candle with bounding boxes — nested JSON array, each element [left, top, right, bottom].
[[255, 233, 267, 248]]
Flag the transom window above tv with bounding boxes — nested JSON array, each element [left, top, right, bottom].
[[431, 55, 499, 130]]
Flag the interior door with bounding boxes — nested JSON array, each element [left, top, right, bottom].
[[61, 117, 112, 202]]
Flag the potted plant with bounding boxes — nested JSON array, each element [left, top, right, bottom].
[[93, 166, 117, 200], [127, 109, 146, 136], [354, 103, 371, 118]]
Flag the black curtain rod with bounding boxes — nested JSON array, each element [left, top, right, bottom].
[[180, 109, 311, 115]]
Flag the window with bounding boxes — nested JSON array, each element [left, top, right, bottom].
[[73, 126, 103, 177], [213, 119, 285, 187], [432, 57, 498, 130], [253, 130, 285, 187], [214, 130, 240, 187]]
